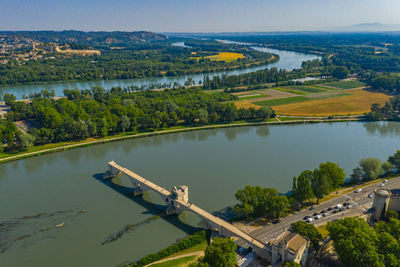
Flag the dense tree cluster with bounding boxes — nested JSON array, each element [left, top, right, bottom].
[[233, 185, 289, 220], [0, 40, 274, 85], [368, 75, 400, 93], [202, 67, 289, 90], [366, 95, 400, 121], [292, 162, 345, 204], [328, 215, 400, 267], [2, 87, 275, 152]]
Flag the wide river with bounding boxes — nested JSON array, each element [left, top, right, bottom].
[[1, 121, 400, 266], [0, 44, 320, 99]]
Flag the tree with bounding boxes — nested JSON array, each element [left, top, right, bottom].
[[255, 106, 273, 120], [311, 169, 331, 203], [318, 162, 345, 189], [3, 93, 16, 106], [291, 221, 322, 250], [388, 150, 400, 171], [382, 161, 393, 175], [350, 167, 363, 184], [359, 158, 384, 180], [203, 237, 236, 267], [292, 170, 314, 204], [19, 133, 35, 150], [332, 66, 349, 79], [120, 115, 131, 132], [327, 217, 385, 267], [268, 195, 289, 219]]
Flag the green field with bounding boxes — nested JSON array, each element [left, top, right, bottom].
[[150, 255, 197, 267], [275, 87, 308, 95], [323, 81, 365, 89], [255, 96, 309, 106], [292, 86, 328, 93]]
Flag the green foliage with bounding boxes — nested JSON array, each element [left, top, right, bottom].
[[202, 237, 236, 267], [129, 231, 208, 267], [388, 150, 400, 171], [3, 93, 16, 106], [359, 158, 384, 180], [350, 167, 363, 184], [366, 95, 400, 121], [318, 161, 346, 189], [327, 217, 384, 267], [291, 221, 322, 250], [282, 261, 301, 267], [3, 88, 274, 152], [331, 66, 349, 79], [18, 133, 35, 150], [234, 185, 289, 220], [292, 170, 314, 204]]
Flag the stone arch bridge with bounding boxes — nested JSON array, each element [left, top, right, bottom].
[[104, 160, 268, 259]]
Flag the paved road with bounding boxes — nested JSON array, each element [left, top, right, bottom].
[[249, 177, 400, 243]]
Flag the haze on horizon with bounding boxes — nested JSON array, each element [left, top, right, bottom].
[[0, 0, 399, 32]]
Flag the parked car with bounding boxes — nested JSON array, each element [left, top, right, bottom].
[[313, 212, 319, 216], [327, 207, 334, 211], [333, 209, 339, 214], [306, 218, 314, 223], [320, 209, 327, 214], [315, 215, 322, 220], [355, 188, 362, 193], [339, 208, 346, 212], [272, 219, 281, 224], [379, 183, 385, 187], [346, 205, 352, 209], [336, 204, 343, 209], [323, 212, 329, 217], [368, 193, 373, 198], [343, 202, 350, 207], [384, 180, 388, 183], [304, 215, 311, 220]]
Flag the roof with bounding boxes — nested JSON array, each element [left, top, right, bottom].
[[271, 229, 308, 253]]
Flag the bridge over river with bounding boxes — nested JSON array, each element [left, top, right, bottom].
[[104, 160, 268, 259]]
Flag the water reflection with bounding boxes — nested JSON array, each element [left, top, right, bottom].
[[364, 121, 400, 137]]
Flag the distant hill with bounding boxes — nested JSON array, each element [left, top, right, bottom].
[[327, 23, 400, 32], [0, 30, 167, 45]]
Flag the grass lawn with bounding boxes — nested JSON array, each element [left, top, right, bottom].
[[254, 96, 309, 106], [149, 255, 197, 267], [167, 241, 207, 258], [273, 89, 390, 116], [323, 80, 365, 89], [316, 225, 329, 239]]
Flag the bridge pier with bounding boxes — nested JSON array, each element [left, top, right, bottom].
[[103, 163, 122, 179], [129, 179, 150, 196]]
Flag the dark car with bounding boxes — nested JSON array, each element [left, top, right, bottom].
[[313, 212, 319, 216], [309, 206, 315, 211], [339, 208, 346, 212], [272, 219, 281, 224], [333, 209, 338, 214], [320, 210, 327, 214], [327, 207, 333, 211], [303, 215, 311, 220], [343, 202, 350, 206]]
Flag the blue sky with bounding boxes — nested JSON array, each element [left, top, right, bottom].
[[0, 0, 399, 32]]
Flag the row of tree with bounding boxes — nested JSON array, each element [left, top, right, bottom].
[[366, 95, 400, 121], [2, 87, 275, 152]]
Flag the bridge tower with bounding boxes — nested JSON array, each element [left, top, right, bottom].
[[165, 185, 189, 215]]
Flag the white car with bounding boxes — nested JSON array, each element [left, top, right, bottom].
[[379, 183, 385, 187], [355, 188, 362, 193], [315, 215, 322, 220], [323, 212, 329, 217], [306, 218, 314, 223], [346, 205, 352, 209], [336, 204, 343, 209], [368, 193, 373, 198], [384, 180, 388, 183]]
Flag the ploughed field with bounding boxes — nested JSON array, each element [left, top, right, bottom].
[[233, 80, 391, 116]]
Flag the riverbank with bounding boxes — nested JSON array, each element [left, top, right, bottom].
[[0, 116, 364, 164]]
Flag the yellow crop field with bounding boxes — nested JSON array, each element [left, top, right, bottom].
[[234, 101, 260, 109], [273, 89, 391, 116], [205, 52, 245, 62]]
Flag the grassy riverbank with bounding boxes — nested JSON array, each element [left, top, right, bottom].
[[0, 117, 363, 164]]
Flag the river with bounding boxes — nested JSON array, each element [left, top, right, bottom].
[[1, 121, 400, 266], [0, 43, 320, 99]]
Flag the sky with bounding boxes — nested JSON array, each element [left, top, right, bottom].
[[0, 0, 400, 32]]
